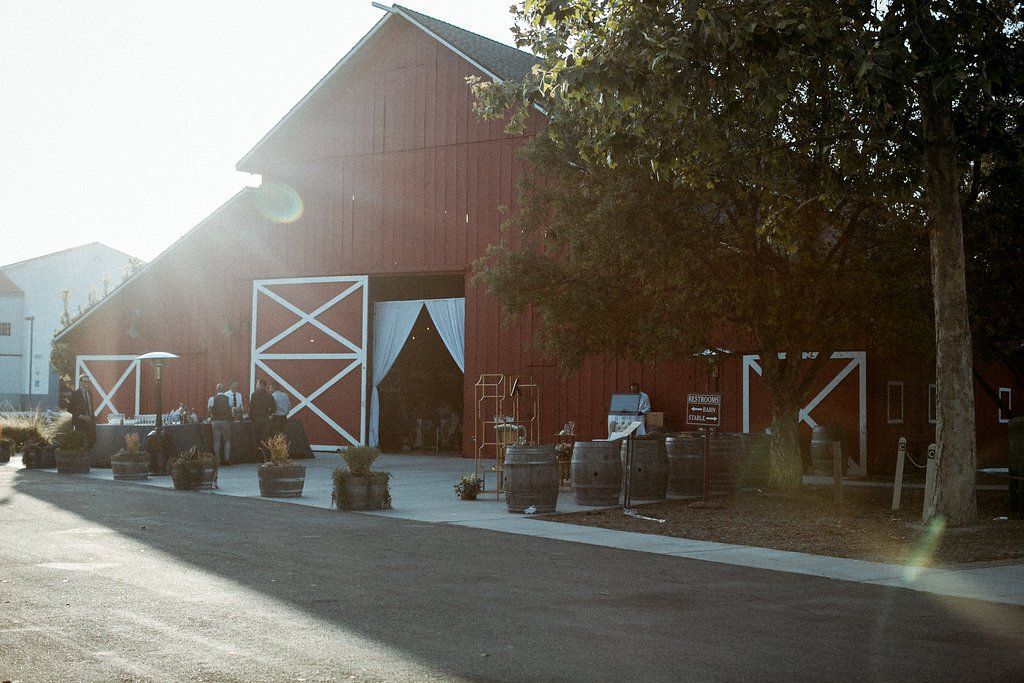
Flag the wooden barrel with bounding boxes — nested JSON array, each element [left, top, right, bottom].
[[110, 451, 149, 481], [571, 441, 622, 506], [504, 444, 559, 513], [738, 432, 770, 489], [709, 433, 742, 497], [666, 433, 703, 497], [811, 426, 845, 476], [55, 449, 92, 474], [620, 438, 668, 500], [258, 464, 305, 498]]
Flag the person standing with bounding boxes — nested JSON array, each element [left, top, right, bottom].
[[270, 380, 291, 437], [208, 382, 233, 464], [628, 382, 651, 436], [226, 379, 244, 419], [249, 378, 276, 451], [68, 375, 97, 447]]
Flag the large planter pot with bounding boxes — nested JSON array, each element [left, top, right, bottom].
[[333, 472, 390, 510], [22, 443, 56, 469], [0, 438, 13, 464], [110, 450, 149, 481], [55, 449, 92, 474], [258, 463, 305, 498], [171, 459, 217, 490]]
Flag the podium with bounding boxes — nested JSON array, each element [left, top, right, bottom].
[[607, 393, 646, 437]]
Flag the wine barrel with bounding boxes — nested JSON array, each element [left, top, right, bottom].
[[505, 444, 559, 513], [571, 441, 622, 506], [708, 433, 742, 497], [666, 433, 704, 497], [620, 438, 668, 500], [811, 426, 845, 476]]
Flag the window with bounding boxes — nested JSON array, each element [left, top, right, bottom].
[[0, 321, 11, 336], [999, 388, 1012, 424], [887, 381, 904, 424], [928, 384, 938, 424]]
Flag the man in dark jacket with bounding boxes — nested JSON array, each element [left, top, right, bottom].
[[68, 375, 97, 447], [249, 378, 276, 455]]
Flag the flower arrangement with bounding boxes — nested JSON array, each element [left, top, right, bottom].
[[554, 442, 573, 459], [454, 473, 484, 500]]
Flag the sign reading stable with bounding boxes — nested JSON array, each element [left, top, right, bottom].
[[686, 393, 721, 427]]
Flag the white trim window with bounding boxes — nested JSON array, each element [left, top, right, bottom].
[[928, 383, 938, 424], [887, 381, 905, 424], [998, 387, 1012, 424]]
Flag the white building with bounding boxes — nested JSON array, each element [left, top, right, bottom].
[[0, 243, 141, 409]]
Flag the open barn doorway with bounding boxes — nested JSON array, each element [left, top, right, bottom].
[[376, 305, 463, 452]]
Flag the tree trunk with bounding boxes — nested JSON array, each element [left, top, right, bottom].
[[761, 354, 805, 491], [768, 393, 804, 491], [915, 26, 978, 526]]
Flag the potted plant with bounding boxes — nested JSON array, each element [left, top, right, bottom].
[[454, 473, 484, 500], [54, 430, 92, 474], [332, 445, 391, 511], [110, 432, 149, 481], [169, 446, 217, 490], [22, 440, 56, 469], [0, 426, 12, 464], [258, 433, 305, 498]]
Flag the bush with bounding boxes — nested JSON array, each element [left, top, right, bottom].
[[55, 429, 89, 450], [0, 411, 47, 449], [341, 445, 380, 476]]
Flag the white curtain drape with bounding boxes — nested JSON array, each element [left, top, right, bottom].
[[425, 298, 465, 372], [368, 300, 422, 446]]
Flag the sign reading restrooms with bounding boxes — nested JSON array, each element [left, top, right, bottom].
[[686, 393, 721, 427]]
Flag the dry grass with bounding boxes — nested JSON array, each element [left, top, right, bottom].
[[548, 485, 1023, 567]]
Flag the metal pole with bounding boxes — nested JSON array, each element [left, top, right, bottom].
[[25, 316, 34, 408]]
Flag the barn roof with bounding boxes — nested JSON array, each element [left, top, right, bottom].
[[237, 3, 537, 173]]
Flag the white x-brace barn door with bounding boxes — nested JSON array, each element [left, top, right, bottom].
[[251, 276, 368, 449], [742, 351, 867, 474], [75, 355, 141, 418]]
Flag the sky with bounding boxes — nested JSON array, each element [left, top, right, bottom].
[[0, 1, 522, 267]]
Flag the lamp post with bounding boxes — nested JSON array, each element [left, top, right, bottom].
[[24, 316, 34, 409], [137, 351, 179, 472]]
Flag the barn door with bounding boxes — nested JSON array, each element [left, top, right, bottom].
[[251, 276, 368, 449], [75, 355, 140, 419]]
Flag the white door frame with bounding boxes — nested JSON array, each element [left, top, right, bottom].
[[742, 351, 867, 474], [251, 275, 368, 449], [75, 355, 141, 417]]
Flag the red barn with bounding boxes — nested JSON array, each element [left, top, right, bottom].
[[56, 4, 1019, 475]]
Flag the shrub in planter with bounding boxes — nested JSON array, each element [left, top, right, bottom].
[[55, 430, 92, 474], [169, 447, 217, 490], [22, 441, 56, 469], [258, 433, 305, 498], [0, 426, 13, 464], [332, 446, 391, 510], [0, 411, 46, 451], [110, 432, 149, 481]]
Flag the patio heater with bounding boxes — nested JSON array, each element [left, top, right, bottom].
[[137, 351, 179, 472]]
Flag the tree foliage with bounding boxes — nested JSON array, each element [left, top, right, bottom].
[[474, 1, 1024, 520]]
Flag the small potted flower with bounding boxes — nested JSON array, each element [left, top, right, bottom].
[[454, 473, 484, 501], [258, 433, 305, 498]]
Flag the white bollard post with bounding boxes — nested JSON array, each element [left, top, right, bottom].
[[922, 443, 938, 523], [892, 437, 907, 511]]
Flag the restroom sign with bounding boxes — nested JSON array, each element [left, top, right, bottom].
[[686, 393, 721, 427]]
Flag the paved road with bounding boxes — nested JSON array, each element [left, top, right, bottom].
[[2, 468, 1023, 681]]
